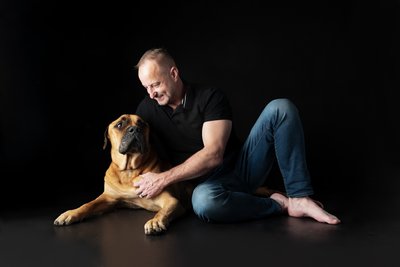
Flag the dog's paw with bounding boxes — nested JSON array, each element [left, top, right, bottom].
[[53, 210, 79, 226], [144, 218, 168, 235]]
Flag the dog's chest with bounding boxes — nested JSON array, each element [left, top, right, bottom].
[[103, 169, 142, 197], [119, 170, 139, 185]]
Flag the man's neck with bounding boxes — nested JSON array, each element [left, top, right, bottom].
[[168, 81, 186, 110]]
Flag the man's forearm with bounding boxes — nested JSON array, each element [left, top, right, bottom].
[[163, 148, 223, 186]]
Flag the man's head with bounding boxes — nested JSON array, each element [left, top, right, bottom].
[[136, 48, 184, 108]]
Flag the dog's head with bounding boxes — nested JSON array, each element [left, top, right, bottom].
[[104, 114, 151, 170]]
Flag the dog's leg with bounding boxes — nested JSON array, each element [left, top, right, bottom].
[[54, 193, 117, 226], [143, 192, 186, 235]]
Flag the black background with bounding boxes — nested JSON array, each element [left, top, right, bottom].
[[1, 1, 399, 209]]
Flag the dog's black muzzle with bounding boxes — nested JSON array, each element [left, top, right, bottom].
[[119, 125, 146, 154]]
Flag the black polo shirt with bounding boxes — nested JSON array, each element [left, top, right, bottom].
[[135, 82, 241, 167]]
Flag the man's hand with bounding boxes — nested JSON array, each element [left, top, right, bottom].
[[134, 172, 166, 199]]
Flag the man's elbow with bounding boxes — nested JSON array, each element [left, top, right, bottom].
[[209, 151, 224, 168]]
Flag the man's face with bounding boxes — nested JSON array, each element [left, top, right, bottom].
[[138, 60, 175, 106]]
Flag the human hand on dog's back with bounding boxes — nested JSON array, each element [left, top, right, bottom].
[[134, 172, 166, 199]]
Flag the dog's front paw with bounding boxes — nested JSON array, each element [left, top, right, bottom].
[[53, 210, 80, 226], [144, 218, 168, 235]]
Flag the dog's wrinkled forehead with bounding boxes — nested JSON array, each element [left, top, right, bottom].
[[111, 114, 146, 131]]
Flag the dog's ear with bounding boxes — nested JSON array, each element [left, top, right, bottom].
[[103, 127, 108, 150]]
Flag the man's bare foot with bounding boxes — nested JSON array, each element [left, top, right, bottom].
[[288, 197, 341, 224], [270, 193, 341, 225]]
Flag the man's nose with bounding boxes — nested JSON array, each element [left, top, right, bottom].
[[149, 90, 157, 99], [146, 86, 155, 98]]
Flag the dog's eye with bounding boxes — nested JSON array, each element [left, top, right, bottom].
[[115, 117, 129, 129]]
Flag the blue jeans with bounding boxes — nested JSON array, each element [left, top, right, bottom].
[[191, 98, 314, 222]]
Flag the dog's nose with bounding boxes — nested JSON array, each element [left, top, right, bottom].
[[127, 126, 141, 134]]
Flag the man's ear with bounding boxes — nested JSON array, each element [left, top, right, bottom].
[[170, 66, 179, 80]]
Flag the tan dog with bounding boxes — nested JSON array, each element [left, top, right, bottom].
[[54, 114, 193, 235]]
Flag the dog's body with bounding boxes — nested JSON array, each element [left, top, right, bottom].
[[54, 114, 194, 235]]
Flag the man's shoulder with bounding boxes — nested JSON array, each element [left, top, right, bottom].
[[135, 96, 159, 118], [188, 82, 226, 98], [189, 82, 221, 92]]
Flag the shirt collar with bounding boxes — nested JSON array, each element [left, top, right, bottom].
[[182, 81, 193, 110]]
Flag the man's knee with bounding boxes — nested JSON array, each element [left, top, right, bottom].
[[191, 184, 225, 223], [266, 98, 297, 115], [261, 98, 300, 124]]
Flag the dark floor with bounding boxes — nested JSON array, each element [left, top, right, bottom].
[[1, 187, 400, 267]]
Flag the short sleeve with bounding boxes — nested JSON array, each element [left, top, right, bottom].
[[202, 88, 233, 122]]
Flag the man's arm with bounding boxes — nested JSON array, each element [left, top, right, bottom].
[[134, 119, 232, 198]]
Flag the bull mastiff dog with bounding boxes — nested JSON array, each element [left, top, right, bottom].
[[54, 114, 194, 235]]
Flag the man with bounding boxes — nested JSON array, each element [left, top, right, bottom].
[[134, 47, 340, 225]]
